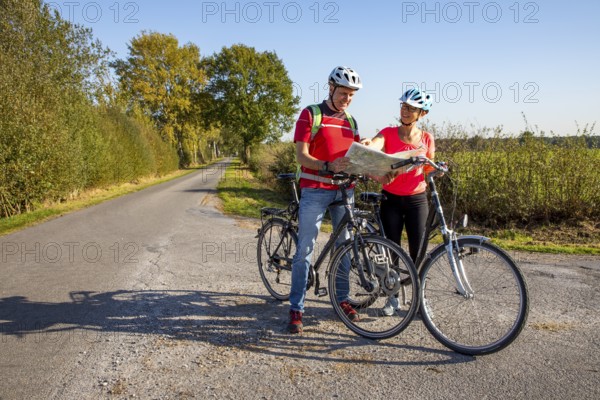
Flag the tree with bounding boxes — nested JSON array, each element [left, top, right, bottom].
[[112, 32, 206, 166], [0, 0, 111, 215], [202, 44, 299, 161]]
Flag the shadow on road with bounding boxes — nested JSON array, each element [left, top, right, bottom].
[[0, 290, 473, 366]]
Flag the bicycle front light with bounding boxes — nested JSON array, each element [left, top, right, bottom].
[[359, 218, 368, 230]]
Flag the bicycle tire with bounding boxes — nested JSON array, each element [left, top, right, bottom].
[[257, 218, 297, 301], [420, 238, 529, 355], [328, 235, 420, 340]]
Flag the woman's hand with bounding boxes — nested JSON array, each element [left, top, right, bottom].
[[369, 170, 399, 185], [382, 170, 400, 184], [360, 135, 384, 151]]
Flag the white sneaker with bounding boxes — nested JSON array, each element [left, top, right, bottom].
[[382, 296, 401, 316]]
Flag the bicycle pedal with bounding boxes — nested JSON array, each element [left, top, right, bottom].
[[317, 288, 328, 297]]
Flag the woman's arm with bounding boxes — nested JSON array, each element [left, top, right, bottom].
[[360, 133, 385, 151]]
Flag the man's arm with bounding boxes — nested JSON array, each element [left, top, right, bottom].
[[295, 141, 349, 173]]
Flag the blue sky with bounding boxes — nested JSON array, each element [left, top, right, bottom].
[[47, 0, 599, 139]]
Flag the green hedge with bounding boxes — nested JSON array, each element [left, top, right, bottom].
[[0, 0, 180, 218], [436, 135, 600, 227]]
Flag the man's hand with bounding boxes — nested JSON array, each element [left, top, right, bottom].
[[330, 157, 350, 173]]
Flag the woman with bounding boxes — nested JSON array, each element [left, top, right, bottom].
[[362, 88, 434, 316]]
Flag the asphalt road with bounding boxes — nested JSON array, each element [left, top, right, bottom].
[[1, 159, 599, 399]]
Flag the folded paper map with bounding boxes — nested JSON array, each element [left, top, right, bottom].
[[343, 142, 425, 177]]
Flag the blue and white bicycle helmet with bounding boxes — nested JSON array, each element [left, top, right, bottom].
[[400, 88, 432, 111], [329, 66, 362, 90]]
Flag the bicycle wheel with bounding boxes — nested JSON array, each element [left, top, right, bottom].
[[257, 218, 297, 301], [328, 235, 419, 339], [420, 238, 529, 355]]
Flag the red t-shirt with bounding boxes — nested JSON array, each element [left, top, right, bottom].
[[294, 102, 360, 190], [380, 127, 435, 196]]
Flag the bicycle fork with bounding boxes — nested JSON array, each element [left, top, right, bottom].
[[445, 232, 474, 299], [352, 232, 380, 294]]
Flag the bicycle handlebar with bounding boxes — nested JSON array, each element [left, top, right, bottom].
[[317, 169, 367, 185], [314, 155, 447, 186], [390, 156, 448, 174]]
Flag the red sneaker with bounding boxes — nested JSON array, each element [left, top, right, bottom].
[[340, 301, 359, 322], [287, 310, 303, 334]]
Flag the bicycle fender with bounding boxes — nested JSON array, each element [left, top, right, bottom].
[[457, 235, 491, 244], [425, 236, 491, 260]]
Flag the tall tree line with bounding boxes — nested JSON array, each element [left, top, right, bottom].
[[0, 0, 299, 218]]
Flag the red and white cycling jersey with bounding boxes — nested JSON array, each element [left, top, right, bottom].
[[294, 102, 360, 190]]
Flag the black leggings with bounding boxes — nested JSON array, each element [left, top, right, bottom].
[[380, 191, 429, 262]]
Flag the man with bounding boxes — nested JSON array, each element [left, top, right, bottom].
[[288, 66, 362, 334]]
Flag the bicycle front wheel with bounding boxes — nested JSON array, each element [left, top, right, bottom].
[[257, 218, 297, 301], [420, 238, 529, 355], [328, 235, 419, 340]]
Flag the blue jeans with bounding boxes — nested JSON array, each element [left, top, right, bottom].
[[289, 187, 354, 313]]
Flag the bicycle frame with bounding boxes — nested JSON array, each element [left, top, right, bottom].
[[307, 177, 382, 296], [259, 174, 383, 297], [416, 172, 475, 298], [388, 156, 484, 299]]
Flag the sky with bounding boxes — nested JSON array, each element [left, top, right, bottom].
[[46, 0, 600, 140]]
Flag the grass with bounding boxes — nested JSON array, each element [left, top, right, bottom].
[[217, 161, 600, 255], [217, 159, 339, 231], [216, 159, 288, 218], [488, 239, 599, 255], [0, 163, 218, 237]]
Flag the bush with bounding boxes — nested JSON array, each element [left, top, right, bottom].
[[428, 125, 600, 228], [248, 142, 297, 197]]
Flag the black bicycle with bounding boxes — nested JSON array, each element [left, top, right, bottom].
[[256, 173, 421, 339], [358, 156, 529, 355]]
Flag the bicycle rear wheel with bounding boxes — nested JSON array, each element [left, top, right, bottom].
[[328, 235, 419, 339], [257, 218, 297, 300], [420, 238, 529, 355]]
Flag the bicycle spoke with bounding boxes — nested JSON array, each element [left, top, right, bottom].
[[329, 235, 419, 340], [257, 219, 296, 301], [420, 240, 528, 355]]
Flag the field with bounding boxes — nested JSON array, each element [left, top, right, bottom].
[[232, 135, 600, 254]]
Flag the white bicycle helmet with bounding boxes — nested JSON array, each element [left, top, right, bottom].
[[328, 66, 362, 90], [400, 88, 432, 111]]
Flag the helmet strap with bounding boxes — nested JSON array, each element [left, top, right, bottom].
[[327, 85, 341, 112]]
